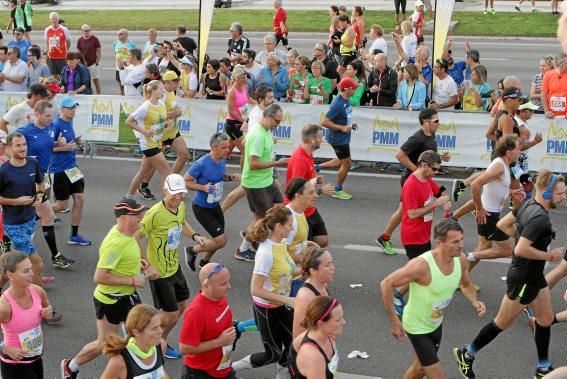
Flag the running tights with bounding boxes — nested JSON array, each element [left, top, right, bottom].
[[249, 303, 293, 367]]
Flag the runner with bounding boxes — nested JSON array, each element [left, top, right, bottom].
[[225, 65, 251, 161], [287, 125, 334, 248], [375, 109, 450, 255], [0, 252, 56, 378], [235, 104, 288, 262], [125, 80, 171, 200], [288, 296, 344, 378], [61, 198, 148, 379], [0, 83, 47, 133], [184, 133, 239, 271], [136, 174, 208, 360], [452, 170, 565, 379], [17, 100, 75, 270], [231, 205, 297, 377], [320, 77, 360, 201], [50, 96, 91, 246], [179, 263, 237, 379], [292, 247, 334, 338], [284, 178, 318, 265], [101, 304, 168, 379]]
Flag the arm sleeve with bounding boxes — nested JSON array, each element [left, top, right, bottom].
[[123, 67, 145, 85], [187, 159, 203, 180], [130, 102, 149, 122], [350, 83, 365, 106], [248, 134, 265, 158], [34, 160, 42, 184], [402, 180, 421, 211], [252, 247, 273, 276], [325, 100, 340, 121], [520, 214, 547, 241], [179, 307, 203, 346], [400, 134, 419, 156]]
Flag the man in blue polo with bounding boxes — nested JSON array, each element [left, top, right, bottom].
[[50, 96, 91, 246]]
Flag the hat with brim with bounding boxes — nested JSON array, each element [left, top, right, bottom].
[[114, 198, 147, 217]]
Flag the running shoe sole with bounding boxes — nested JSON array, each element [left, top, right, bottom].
[[67, 239, 91, 246]]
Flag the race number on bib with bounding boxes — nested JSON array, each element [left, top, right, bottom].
[[133, 365, 166, 379], [310, 94, 324, 105], [65, 167, 84, 184], [549, 96, 566, 113], [18, 325, 43, 357], [166, 226, 182, 250], [216, 344, 233, 371], [207, 182, 224, 204], [429, 298, 452, 325]]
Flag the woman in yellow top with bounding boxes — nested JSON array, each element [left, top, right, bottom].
[[125, 80, 171, 198], [171, 55, 199, 99], [232, 205, 300, 376], [285, 178, 318, 263]]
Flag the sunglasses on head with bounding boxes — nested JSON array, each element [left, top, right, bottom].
[[204, 263, 224, 283]]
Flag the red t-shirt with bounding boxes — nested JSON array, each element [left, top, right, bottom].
[[76, 36, 101, 66], [45, 26, 68, 59], [273, 7, 287, 35], [285, 145, 316, 217], [401, 173, 439, 246], [180, 292, 233, 378], [541, 69, 567, 117]]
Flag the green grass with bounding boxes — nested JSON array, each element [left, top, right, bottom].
[[7, 9, 558, 37]]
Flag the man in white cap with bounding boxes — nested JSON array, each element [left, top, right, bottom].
[[514, 99, 543, 178], [134, 173, 209, 359]]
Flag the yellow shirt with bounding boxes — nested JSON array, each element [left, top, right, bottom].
[[285, 205, 309, 259], [162, 90, 179, 140], [130, 100, 167, 150]]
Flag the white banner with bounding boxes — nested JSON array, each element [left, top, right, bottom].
[[0, 93, 565, 172]]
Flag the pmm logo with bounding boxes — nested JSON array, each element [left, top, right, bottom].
[[272, 111, 293, 145], [91, 100, 114, 128], [5, 95, 25, 112], [545, 123, 567, 158], [435, 122, 457, 150], [216, 107, 228, 133], [177, 106, 192, 135], [371, 116, 399, 146]]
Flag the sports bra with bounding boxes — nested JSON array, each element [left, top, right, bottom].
[[288, 333, 338, 379]]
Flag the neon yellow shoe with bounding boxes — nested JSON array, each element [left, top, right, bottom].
[[332, 190, 352, 200]]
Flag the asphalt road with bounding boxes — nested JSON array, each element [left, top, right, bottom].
[[34, 155, 567, 379], [19, 30, 561, 96]]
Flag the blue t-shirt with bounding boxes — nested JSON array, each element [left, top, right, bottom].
[[447, 61, 466, 87], [7, 39, 31, 62], [50, 117, 77, 173], [17, 123, 55, 175], [422, 64, 433, 86], [325, 94, 352, 146], [0, 158, 42, 225], [187, 154, 226, 208]]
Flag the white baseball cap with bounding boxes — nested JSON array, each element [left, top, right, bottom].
[[164, 174, 188, 195], [415, 0, 425, 6]]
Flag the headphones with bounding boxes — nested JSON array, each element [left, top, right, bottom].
[[542, 174, 558, 201]]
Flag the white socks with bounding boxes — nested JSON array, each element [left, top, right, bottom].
[[232, 355, 253, 371]]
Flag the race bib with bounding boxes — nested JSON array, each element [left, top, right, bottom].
[[65, 167, 84, 184], [295, 240, 307, 255], [206, 182, 224, 204], [150, 123, 164, 142], [18, 325, 43, 357], [310, 94, 324, 105], [292, 89, 306, 103], [48, 36, 60, 49], [239, 104, 249, 119], [133, 365, 166, 379], [549, 96, 566, 113], [278, 273, 291, 296], [328, 352, 339, 375], [429, 298, 452, 325], [166, 226, 182, 250], [43, 173, 51, 190], [423, 195, 435, 222], [216, 344, 233, 371], [511, 164, 524, 180]]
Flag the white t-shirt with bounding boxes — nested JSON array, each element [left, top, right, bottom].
[[368, 37, 387, 55], [247, 105, 263, 133], [2, 100, 34, 131], [432, 75, 458, 108], [246, 62, 264, 81], [2, 60, 29, 92], [119, 63, 146, 97], [401, 33, 417, 66]]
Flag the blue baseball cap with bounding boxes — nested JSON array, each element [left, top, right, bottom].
[[59, 96, 79, 108]]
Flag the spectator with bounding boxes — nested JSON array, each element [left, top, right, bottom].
[[461, 65, 491, 112], [118, 48, 145, 97], [352, 6, 366, 53], [444, 49, 466, 88], [7, 27, 30, 62], [43, 12, 70, 81], [157, 40, 180, 76], [227, 22, 250, 65], [367, 24, 387, 56], [219, 57, 232, 80], [6, 0, 32, 41], [0, 82, 46, 133], [142, 28, 157, 60], [430, 58, 458, 110], [412, 0, 425, 45], [143, 43, 160, 66], [287, 49, 299, 77], [541, 53, 567, 119], [310, 42, 339, 93], [392, 20, 417, 69], [177, 55, 198, 98], [530, 56, 554, 114], [343, 59, 366, 106], [414, 45, 432, 88], [308, 60, 332, 104], [26, 45, 50, 86], [337, 14, 356, 76], [1, 46, 28, 92], [257, 51, 289, 101], [173, 25, 197, 57], [288, 55, 312, 104], [198, 59, 227, 100], [241, 48, 263, 96], [273, 0, 289, 50], [394, 0, 408, 32], [255, 34, 287, 68], [142, 63, 160, 85], [328, 16, 343, 65], [113, 29, 136, 96], [393, 63, 427, 111], [464, 49, 480, 81], [0, 46, 7, 74], [367, 53, 398, 107], [60, 51, 92, 95], [76, 24, 102, 94], [338, 5, 347, 14]]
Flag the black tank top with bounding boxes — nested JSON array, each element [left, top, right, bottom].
[[494, 109, 520, 141], [120, 345, 165, 379], [288, 333, 337, 379], [205, 74, 224, 100], [301, 282, 329, 297]]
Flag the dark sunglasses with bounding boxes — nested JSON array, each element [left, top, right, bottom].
[[204, 263, 224, 283]]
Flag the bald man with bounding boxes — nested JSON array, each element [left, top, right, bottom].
[[179, 263, 237, 378]]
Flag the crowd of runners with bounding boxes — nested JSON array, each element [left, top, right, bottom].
[[0, 1, 564, 379]]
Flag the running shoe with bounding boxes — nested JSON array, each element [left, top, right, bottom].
[[165, 345, 182, 359], [67, 235, 92, 246], [350, 161, 361, 170], [185, 246, 197, 272], [332, 190, 352, 200], [535, 366, 554, 378], [393, 289, 406, 318], [483, 9, 488, 14], [53, 216, 62, 224], [132, 147, 143, 157], [515, 5, 521, 11], [52, 253, 75, 269], [234, 248, 255, 262], [490, 8, 496, 14], [61, 359, 78, 379], [452, 179, 466, 202], [137, 186, 156, 200], [380, 163, 391, 172], [198, 259, 209, 270], [42, 276, 55, 285], [452, 347, 475, 379], [375, 236, 397, 255], [60, 207, 71, 213], [45, 310, 63, 324], [166, 150, 178, 159], [396, 164, 405, 172]]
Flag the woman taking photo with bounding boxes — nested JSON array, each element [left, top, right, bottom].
[[292, 247, 335, 338], [343, 59, 366, 106], [175, 55, 199, 99], [530, 55, 554, 114], [225, 65, 252, 157], [198, 59, 227, 100], [257, 52, 289, 101], [232, 205, 299, 376], [125, 80, 171, 199], [288, 296, 345, 379], [288, 55, 312, 104], [101, 304, 167, 379], [60, 51, 93, 95], [393, 63, 426, 111], [461, 65, 491, 112], [308, 60, 332, 105], [0, 252, 55, 378]]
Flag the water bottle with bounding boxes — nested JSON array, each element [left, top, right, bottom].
[[235, 318, 257, 333]]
